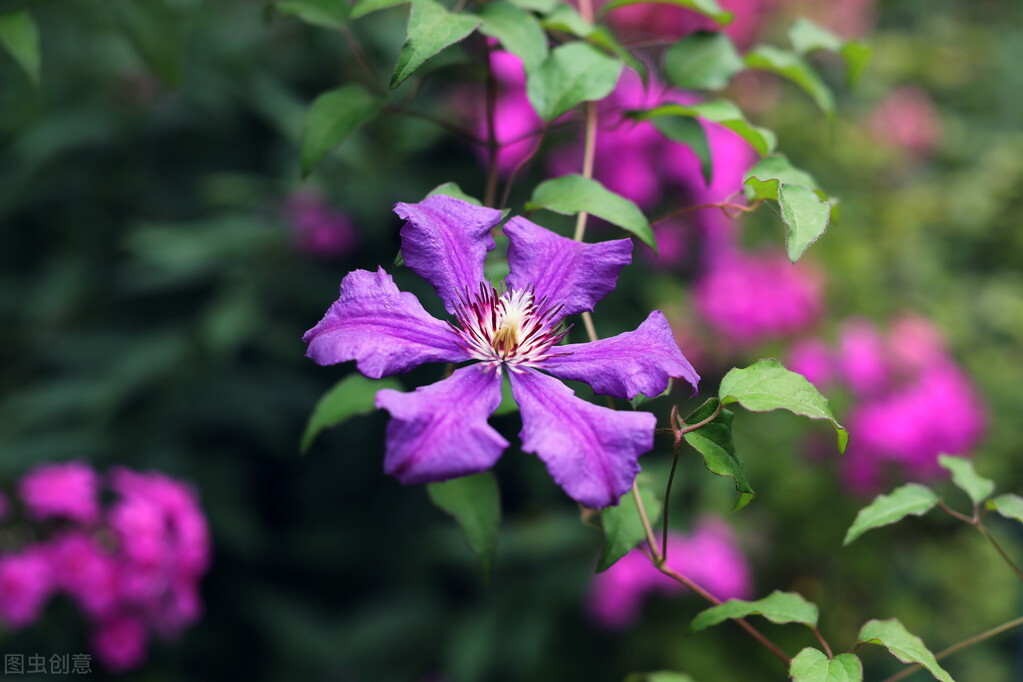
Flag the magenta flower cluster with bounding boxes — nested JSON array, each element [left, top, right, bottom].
[[788, 316, 986, 493], [0, 461, 211, 672], [588, 518, 752, 628]]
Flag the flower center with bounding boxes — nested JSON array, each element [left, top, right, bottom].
[[451, 284, 569, 370]]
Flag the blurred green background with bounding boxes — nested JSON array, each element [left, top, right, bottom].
[[1, 0, 1022, 680]]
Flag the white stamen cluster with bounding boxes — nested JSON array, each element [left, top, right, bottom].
[[451, 283, 569, 371]]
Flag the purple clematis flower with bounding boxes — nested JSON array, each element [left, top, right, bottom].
[[303, 195, 699, 508]]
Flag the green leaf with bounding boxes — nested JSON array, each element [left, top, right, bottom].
[[350, 0, 407, 19], [938, 455, 994, 506], [0, 10, 39, 85], [527, 174, 654, 249], [427, 181, 483, 205], [630, 378, 672, 409], [790, 648, 863, 682], [390, 0, 480, 89], [629, 100, 776, 156], [427, 472, 501, 582], [744, 154, 821, 200], [479, 2, 548, 73], [840, 41, 871, 86], [718, 359, 848, 453], [597, 476, 661, 571], [301, 84, 383, 177], [275, 0, 349, 28], [507, 0, 558, 14], [843, 483, 938, 545], [788, 17, 870, 86], [690, 591, 819, 633], [623, 673, 699, 682], [682, 399, 755, 511], [112, 0, 185, 87], [856, 619, 953, 682], [300, 374, 400, 453], [539, 4, 593, 37], [652, 116, 712, 185], [664, 31, 742, 91], [779, 183, 831, 262], [599, 0, 732, 25], [988, 493, 1023, 525], [589, 26, 647, 85], [745, 45, 835, 118], [525, 41, 621, 121]]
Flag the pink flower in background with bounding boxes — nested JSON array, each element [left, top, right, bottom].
[[285, 190, 358, 258], [602, 0, 769, 48], [694, 249, 824, 345], [781, 0, 876, 39], [0, 547, 54, 627], [588, 518, 752, 628], [788, 316, 987, 494], [19, 460, 100, 524], [868, 87, 942, 158], [0, 463, 212, 672], [472, 51, 545, 175]]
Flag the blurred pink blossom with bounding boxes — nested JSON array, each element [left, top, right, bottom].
[[93, 613, 149, 673], [285, 191, 358, 258], [602, 0, 769, 48], [19, 460, 100, 524], [588, 518, 752, 628], [837, 318, 889, 396], [868, 87, 942, 158], [787, 338, 835, 388], [694, 249, 824, 345], [0, 547, 54, 627]]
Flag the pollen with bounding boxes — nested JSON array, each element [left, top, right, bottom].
[[451, 283, 569, 370]]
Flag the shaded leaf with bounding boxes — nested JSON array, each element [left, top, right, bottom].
[[597, 476, 661, 571], [788, 17, 870, 86], [719, 359, 848, 452], [843, 483, 938, 545], [652, 116, 712, 185], [682, 399, 754, 511], [526, 41, 621, 121], [938, 455, 994, 506], [599, 0, 731, 25], [691, 591, 819, 632], [275, 0, 349, 28], [350, 0, 408, 19], [856, 619, 953, 682], [479, 2, 548, 73], [745, 45, 834, 118], [589, 26, 647, 84], [427, 472, 501, 582], [630, 100, 776, 156], [527, 174, 654, 249], [112, 0, 185, 87], [0, 9, 39, 84], [390, 0, 480, 89], [779, 183, 831, 262], [630, 378, 672, 409], [988, 493, 1023, 525], [790, 648, 863, 682], [301, 374, 400, 452], [539, 4, 593, 37], [301, 84, 383, 177], [664, 31, 742, 91]]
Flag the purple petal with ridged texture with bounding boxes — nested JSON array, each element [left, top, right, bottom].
[[302, 267, 467, 377], [542, 311, 699, 400], [505, 216, 632, 319], [377, 364, 508, 484], [509, 369, 655, 508], [394, 195, 504, 313]]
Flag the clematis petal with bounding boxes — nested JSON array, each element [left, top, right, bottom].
[[394, 195, 504, 313], [302, 267, 467, 377], [542, 311, 699, 400], [509, 368, 655, 508], [377, 364, 508, 483], [505, 216, 632, 319]]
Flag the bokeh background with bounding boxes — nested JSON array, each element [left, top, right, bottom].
[[2, 0, 1022, 679]]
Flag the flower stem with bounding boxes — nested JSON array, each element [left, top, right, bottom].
[[484, 44, 500, 208], [631, 480, 662, 563], [880, 615, 1023, 682], [938, 502, 1023, 581], [572, 100, 599, 242]]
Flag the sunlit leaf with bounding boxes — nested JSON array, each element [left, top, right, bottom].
[[664, 31, 742, 91], [745, 45, 834, 118], [856, 619, 953, 682], [690, 591, 819, 632], [719, 359, 848, 452], [779, 183, 831, 262], [988, 493, 1023, 525], [390, 0, 480, 89], [527, 174, 654, 249], [526, 41, 621, 121], [427, 181, 483, 205], [843, 483, 938, 545], [479, 2, 548, 72], [427, 472, 501, 583], [938, 455, 994, 506], [790, 648, 863, 682]]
